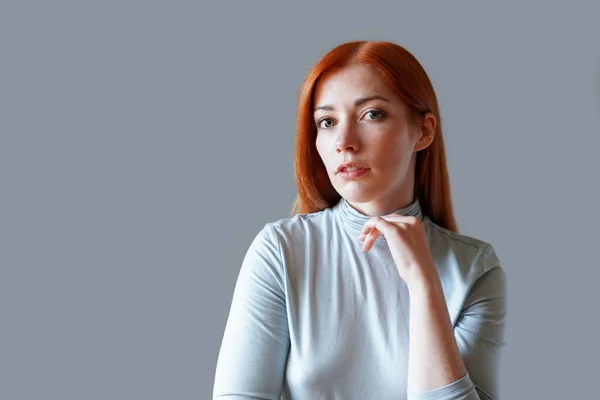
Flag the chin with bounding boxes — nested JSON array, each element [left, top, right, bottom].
[[334, 185, 380, 204]]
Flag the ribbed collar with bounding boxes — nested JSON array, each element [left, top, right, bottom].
[[333, 196, 425, 241]]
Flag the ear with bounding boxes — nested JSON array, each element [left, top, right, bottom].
[[413, 112, 436, 152]]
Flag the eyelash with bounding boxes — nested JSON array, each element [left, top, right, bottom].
[[315, 110, 387, 129]]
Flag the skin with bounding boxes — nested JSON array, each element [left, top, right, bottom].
[[313, 62, 434, 217], [313, 63, 469, 393]]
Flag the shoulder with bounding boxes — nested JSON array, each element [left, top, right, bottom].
[[261, 207, 335, 242], [247, 207, 336, 270], [425, 216, 493, 250], [424, 217, 506, 323], [425, 216, 502, 277], [238, 209, 334, 287], [238, 209, 332, 284]]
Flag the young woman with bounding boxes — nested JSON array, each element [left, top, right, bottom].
[[213, 40, 507, 400]]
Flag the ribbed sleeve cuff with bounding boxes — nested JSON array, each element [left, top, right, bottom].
[[406, 372, 478, 400]]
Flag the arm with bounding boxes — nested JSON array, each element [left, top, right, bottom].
[[213, 224, 290, 400], [406, 245, 508, 400]]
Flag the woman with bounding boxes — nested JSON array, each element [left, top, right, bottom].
[[213, 40, 507, 400]]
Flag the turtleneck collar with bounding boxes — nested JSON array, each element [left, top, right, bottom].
[[333, 196, 425, 241]]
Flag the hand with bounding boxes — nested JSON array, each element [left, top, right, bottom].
[[358, 215, 439, 288]]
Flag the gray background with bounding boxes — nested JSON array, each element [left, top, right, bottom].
[[2, 1, 599, 399]]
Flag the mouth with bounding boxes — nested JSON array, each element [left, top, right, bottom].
[[336, 167, 370, 179], [336, 163, 370, 174]]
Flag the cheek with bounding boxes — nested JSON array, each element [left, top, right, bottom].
[[374, 139, 411, 168], [315, 137, 329, 161]]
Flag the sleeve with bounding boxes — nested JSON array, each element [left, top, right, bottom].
[[407, 245, 508, 400], [212, 224, 290, 400]]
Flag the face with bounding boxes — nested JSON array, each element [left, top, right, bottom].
[[313, 63, 434, 216]]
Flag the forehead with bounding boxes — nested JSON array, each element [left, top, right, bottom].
[[313, 63, 398, 104]]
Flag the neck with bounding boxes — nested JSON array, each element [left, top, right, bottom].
[[334, 194, 424, 241], [346, 191, 416, 217]]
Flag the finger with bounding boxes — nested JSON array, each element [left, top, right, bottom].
[[362, 216, 396, 237], [360, 223, 374, 235], [361, 226, 382, 252], [358, 226, 378, 241], [366, 215, 419, 236], [380, 214, 422, 226], [361, 216, 404, 252]]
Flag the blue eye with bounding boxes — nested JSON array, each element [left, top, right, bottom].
[[315, 110, 386, 130], [365, 110, 386, 120], [316, 118, 335, 129]]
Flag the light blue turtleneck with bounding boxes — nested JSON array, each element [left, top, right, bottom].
[[213, 197, 507, 400]]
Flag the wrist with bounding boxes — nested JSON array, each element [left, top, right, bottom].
[[405, 268, 443, 296]]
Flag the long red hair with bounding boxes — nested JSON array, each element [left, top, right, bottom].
[[289, 40, 458, 233]]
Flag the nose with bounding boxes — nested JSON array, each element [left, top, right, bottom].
[[335, 124, 360, 153]]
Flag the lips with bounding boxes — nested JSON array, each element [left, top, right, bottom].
[[336, 162, 370, 174]]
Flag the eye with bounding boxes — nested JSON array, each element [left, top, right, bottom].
[[364, 110, 386, 120], [315, 110, 386, 130], [315, 117, 335, 130]]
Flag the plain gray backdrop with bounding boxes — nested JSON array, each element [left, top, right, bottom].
[[2, 1, 599, 399]]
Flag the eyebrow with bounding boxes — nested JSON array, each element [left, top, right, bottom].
[[314, 95, 391, 113]]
